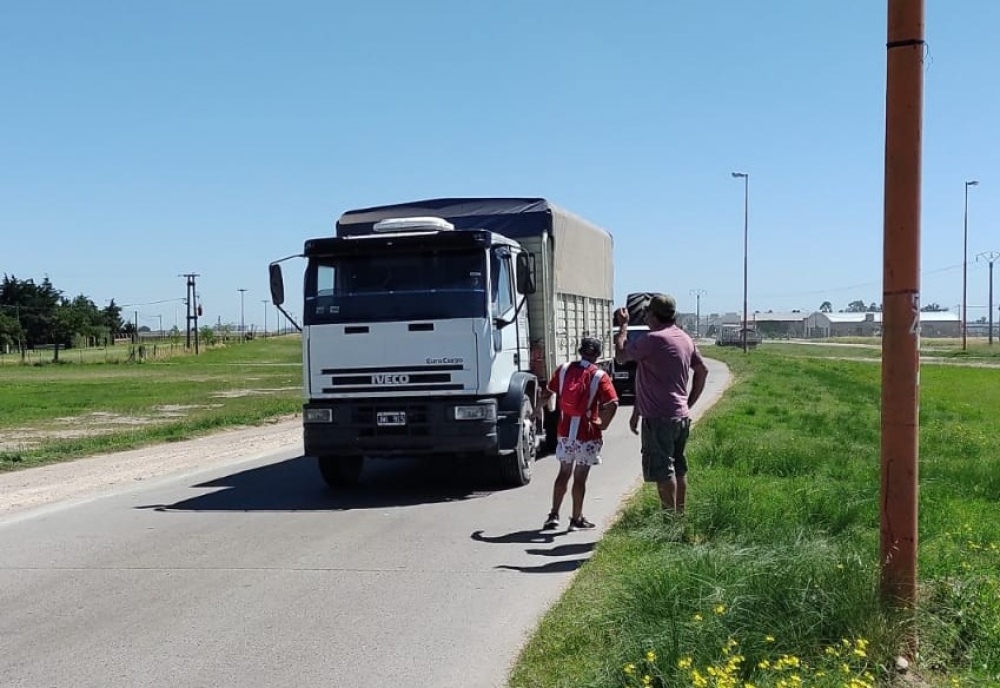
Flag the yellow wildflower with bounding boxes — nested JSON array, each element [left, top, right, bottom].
[[624, 663, 635, 675], [765, 635, 775, 643], [677, 657, 693, 670], [646, 650, 656, 662], [714, 604, 726, 615]]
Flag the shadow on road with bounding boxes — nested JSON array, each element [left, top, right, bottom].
[[470, 528, 566, 545], [471, 529, 596, 574], [136, 455, 497, 512], [495, 559, 589, 574], [525, 542, 594, 557]]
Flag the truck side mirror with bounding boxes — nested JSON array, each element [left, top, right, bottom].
[[516, 252, 536, 295], [269, 263, 285, 306]]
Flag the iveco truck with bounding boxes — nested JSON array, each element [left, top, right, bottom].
[[268, 198, 614, 489]]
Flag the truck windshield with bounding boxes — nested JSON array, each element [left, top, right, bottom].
[[304, 249, 488, 324]]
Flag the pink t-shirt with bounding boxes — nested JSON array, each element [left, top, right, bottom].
[[623, 325, 704, 420]]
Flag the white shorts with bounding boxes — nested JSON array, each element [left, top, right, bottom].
[[555, 438, 603, 467]]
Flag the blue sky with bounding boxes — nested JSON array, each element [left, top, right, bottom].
[[3, 1, 998, 331]]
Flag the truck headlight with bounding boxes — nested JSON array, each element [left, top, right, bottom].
[[454, 405, 496, 421], [304, 408, 334, 423]]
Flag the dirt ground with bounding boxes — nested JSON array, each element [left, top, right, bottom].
[[0, 415, 302, 518]]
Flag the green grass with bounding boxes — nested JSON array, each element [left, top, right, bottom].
[[804, 336, 1000, 361], [0, 336, 303, 470], [510, 348, 1000, 688], [761, 342, 883, 359]]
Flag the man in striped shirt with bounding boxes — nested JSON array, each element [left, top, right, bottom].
[[541, 337, 619, 531]]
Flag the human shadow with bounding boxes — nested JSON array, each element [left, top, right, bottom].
[[136, 455, 493, 513], [495, 559, 589, 574], [470, 529, 567, 545], [471, 529, 596, 574], [524, 542, 595, 557]]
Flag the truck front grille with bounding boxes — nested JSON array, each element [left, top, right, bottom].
[[354, 402, 431, 438]]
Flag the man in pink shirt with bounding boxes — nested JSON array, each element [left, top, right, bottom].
[[614, 294, 708, 514]]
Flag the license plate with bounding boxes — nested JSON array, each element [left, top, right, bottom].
[[614, 372, 630, 379], [376, 411, 407, 427]]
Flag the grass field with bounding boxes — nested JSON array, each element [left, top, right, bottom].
[[802, 336, 1000, 360], [510, 347, 1000, 688], [0, 336, 303, 470]]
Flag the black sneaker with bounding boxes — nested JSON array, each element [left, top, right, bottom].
[[542, 512, 560, 530], [568, 516, 596, 531]]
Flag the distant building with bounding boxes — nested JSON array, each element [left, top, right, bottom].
[[804, 311, 961, 338], [749, 311, 808, 338]]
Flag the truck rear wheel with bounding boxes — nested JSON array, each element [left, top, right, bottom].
[[500, 397, 535, 487], [318, 455, 364, 488]]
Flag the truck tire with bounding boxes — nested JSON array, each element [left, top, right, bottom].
[[318, 455, 364, 488], [626, 292, 655, 326], [500, 397, 535, 487]]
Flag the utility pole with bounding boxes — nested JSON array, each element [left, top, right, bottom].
[[689, 289, 707, 338], [179, 274, 202, 354], [238, 288, 248, 339], [262, 299, 269, 338], [962, 180, 979, 350], [978, 251, 1000, 345], [180, 273, 200, 351], [731, 171, 750, 352], [881, 0, 923, 619]]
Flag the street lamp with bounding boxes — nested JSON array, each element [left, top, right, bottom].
[[978, 251, 1000, 346], [689, 289, 707, 338], [238, 288, 248, 337], [962, 180, 979, 350], [732, 171, 750, 353]]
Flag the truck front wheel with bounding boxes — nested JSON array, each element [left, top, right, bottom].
[[318, 455, 364, 488], [499, 396, 535, 487]]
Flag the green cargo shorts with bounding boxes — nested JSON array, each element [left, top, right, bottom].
[[641, 416, 691, 482]]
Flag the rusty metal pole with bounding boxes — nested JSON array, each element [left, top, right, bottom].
[[881, 0, 924, 610]]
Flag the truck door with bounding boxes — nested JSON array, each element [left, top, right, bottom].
[[491, 249, 522, 380]]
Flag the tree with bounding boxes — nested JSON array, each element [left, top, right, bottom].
[[820, 301, 833, 313], [0, 310, 23, 350], [102, 300, 124, 339], [846, 300, 868, 313], [1, 275, 126, 351], [921, 303, 947, 312]]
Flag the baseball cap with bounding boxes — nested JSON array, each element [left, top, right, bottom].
[[647, 293, 676, 319], [578, 337, 602, 357]]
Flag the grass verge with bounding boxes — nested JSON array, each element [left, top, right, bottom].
[[509, 348, 1000, 688], [0, 336, 303, 471]]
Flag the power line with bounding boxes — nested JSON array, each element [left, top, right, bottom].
[[754, 262, 968, 300]]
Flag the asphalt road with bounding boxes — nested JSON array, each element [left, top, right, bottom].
[[0, 359, 730, 688]]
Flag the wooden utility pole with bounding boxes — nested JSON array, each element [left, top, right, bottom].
[[880, 0, 924, 613]]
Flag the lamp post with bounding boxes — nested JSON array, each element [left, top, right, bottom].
[[978, 251, 1000, 345], [732, 171, 749, 353], [238, 288, 248, 338], [689, 289, 707, 337], [962, 180, 979, 350], [261, 299, 269, 338]]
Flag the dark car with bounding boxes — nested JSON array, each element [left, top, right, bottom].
[[609, 325, 649, 400]]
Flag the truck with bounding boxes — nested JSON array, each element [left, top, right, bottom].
[[267, 197, 615, 489], [715, 323, 762, 348]]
